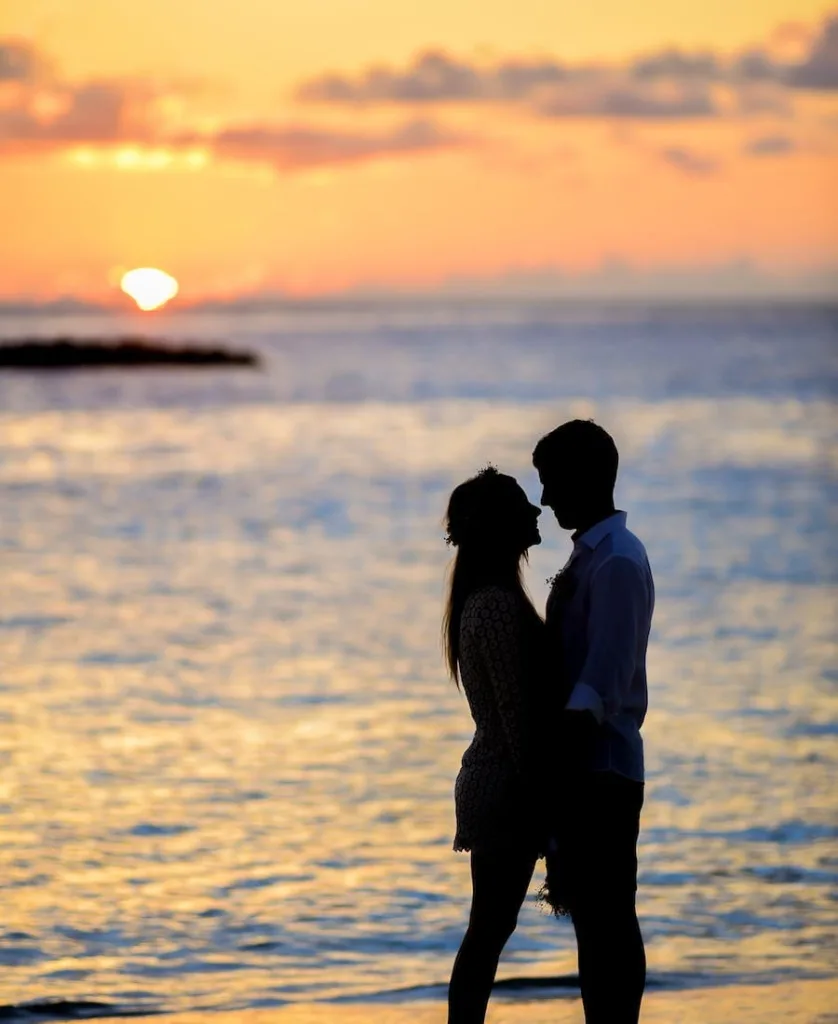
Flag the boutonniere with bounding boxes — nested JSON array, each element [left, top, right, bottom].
[[547, 564, 577, 602]]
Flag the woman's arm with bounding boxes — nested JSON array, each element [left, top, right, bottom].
[[467, 587, 532, 777]]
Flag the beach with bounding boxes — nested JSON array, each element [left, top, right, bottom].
[[94, 978, 838, 1024]]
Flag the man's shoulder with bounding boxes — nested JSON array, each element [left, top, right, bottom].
[[595, 525, 650, 569]]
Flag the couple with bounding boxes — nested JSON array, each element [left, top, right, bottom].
[[444, 419, 654, 1024]]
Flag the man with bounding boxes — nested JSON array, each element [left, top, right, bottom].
[[533, 419, 654, 1024]]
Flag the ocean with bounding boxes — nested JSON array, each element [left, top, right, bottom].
[[0, 301, 836, 1017]]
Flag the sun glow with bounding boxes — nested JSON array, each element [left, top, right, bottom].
[[120, 267, 179, 311]]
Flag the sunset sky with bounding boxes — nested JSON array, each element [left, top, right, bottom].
[[1, 0, 837, 302]]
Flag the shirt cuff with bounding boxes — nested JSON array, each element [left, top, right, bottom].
[[565, 681, 605, 724]]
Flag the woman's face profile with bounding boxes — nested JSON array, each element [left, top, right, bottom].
[[446, 471, 541, 553], [504, 481, 542, 552]]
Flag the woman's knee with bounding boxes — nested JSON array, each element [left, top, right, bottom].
[[467, 907, 520, 946]]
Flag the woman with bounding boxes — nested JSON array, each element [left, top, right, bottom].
[[443, 466, 547, 1024]]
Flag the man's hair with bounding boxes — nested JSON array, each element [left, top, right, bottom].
[[532, 419, 619, 493]]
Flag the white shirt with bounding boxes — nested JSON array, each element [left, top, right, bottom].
[[546, 511, 654, 781]]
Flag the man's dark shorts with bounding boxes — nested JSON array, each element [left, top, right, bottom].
[[560, 770, 644, 910]]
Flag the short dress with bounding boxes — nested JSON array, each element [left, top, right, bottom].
[[453, 585, 546, 854]]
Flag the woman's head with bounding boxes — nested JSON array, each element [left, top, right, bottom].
[[445, 466, 541, 557], [443, 467, 540, 683]]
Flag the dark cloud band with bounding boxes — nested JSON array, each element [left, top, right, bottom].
[[297, 14, 838, 116]]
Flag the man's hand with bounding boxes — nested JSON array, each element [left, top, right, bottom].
[[557, 708, 600, 775]]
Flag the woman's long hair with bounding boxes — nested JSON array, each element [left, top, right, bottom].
[[442, 467, 533, 685]]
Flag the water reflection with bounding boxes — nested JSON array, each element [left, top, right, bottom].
[[0, 307, 835, 1013]]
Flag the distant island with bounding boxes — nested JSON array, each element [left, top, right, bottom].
[[0, 337, 260, 369]]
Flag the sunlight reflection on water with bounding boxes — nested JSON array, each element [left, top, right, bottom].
[[0, 304, 835, 1013]]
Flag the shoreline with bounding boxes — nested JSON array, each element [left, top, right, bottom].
[[90, 978, 837, 1024]]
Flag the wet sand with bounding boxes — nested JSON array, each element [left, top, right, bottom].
[[99, 978, 838, 1023]]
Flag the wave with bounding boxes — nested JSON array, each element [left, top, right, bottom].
[[328, 968, 829, 1005], [0, 1001, 158, 1023]]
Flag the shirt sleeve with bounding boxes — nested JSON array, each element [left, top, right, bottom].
[[469, 588, 532, 777], [565, 555, 648, 723]]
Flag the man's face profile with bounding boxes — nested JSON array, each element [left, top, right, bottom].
[[538, 464, 581, 529]]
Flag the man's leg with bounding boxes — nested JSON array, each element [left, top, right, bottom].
[[573, 893, 646, 1024], [569, 773, 645, 1024]]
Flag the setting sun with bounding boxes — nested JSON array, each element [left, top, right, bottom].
[[120, 267, 179, 311]]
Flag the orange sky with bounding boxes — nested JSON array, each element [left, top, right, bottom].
[[1, 0, 837, 301]]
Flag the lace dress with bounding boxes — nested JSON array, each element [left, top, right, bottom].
[[453, 586, 546, 853]]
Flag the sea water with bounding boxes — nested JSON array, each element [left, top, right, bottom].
[[0, 301, 835, 1015]]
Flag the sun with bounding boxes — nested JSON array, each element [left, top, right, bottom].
[[120, 267, 179, 311]]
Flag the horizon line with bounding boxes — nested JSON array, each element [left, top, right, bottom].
[[1, 290, 837, 315]]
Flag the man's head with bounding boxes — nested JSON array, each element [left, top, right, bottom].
[[532, 419, 619, 530]]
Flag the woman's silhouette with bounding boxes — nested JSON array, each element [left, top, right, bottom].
[[443, 466, 547, 1024]]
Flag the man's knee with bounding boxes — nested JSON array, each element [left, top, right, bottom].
[[571, 894, 638, 938]]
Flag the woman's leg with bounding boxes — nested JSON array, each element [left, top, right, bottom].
[[448, 846, 537, 1024]]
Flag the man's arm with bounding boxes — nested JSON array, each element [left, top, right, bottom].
[[565, 555, 647, 723]]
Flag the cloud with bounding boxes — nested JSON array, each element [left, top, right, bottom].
[[788, 15, 838, 89], [0, 40, 167, 153], [0, 38, 462, 173], [301, 52, 721, 119], [422, 257, 836, 300], [298, 49, 727, 120], [50, 83, 126, 140], [631, 50, 721, 81], [734, 81, 792, 115], [659, 146, 720, 176], [296, 11, 838, 121], [0, 79, 159, 152], [0, 86, 459, 170], [0, 41, 38, 82], [538, 81, 718, 119], [204, 118, 463, 170], [744, 134, 797, 156], [731, 50, 787, 83], [298, 50, 568, 104]]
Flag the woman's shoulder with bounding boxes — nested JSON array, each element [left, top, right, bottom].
[[462, 586, 538, 629]]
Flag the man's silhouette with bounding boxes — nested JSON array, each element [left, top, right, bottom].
[[534, 419, 654, 1024]]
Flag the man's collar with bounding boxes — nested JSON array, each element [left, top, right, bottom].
[[573, 510, 627, 551]]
